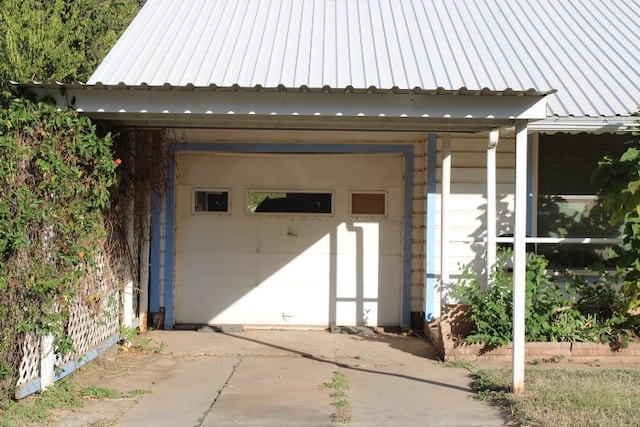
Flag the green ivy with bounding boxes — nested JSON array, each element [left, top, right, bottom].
[[592, 113, 640, 311], [0, 96, 117, 397]]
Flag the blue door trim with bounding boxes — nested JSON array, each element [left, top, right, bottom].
[[151, 142, 415, 329]]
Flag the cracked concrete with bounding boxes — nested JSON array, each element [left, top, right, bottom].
[[47, 330, 509, 427]]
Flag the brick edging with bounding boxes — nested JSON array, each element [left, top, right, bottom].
[[427, 321, 640, 364]]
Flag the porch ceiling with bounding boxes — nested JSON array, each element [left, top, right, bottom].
[[27, 83, 550, 132]]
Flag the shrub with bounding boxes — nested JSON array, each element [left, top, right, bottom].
[[450, 250, 639, 349]]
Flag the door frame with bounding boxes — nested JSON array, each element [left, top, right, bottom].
[[151, 142, 415, 329]]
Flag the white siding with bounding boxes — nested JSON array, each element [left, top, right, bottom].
[[432, 134, 515, 297]]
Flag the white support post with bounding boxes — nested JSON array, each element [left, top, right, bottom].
[[487, 129, 499, 283], [123, 280, 134, 328], [40, 334, 55, 390], [512, 120, 528, 394], [123, 184, 135, 329], [439, 134, 452, 314]]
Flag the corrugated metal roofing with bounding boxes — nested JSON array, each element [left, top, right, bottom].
[[88, 0, 640, 118]]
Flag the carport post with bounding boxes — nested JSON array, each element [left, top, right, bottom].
[[512, 120, 528, 393], [439, 134, 452, 315], [486, 130, 499, 281]]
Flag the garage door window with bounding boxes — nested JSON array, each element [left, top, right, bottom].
[[194, 190, 229, 213], [248, 191, 332, 214], [351, 192, 386, 215]]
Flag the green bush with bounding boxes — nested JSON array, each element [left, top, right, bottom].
[[450, 250, 639, 349]]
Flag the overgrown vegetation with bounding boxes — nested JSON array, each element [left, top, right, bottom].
[[0, 98, 119, 397], [472, 367, 640, 427], [0, 0, 142, 402], [0, 376, 150, 426], [451, 250, 640, 350], [593, 115, 640, 312]]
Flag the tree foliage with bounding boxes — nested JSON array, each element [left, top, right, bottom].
[[592, 113, 640, 311], [0, 0, 142, 84], [0, 0, 141, 400]]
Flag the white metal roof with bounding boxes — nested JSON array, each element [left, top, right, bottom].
[[88, 0, 640, 120]]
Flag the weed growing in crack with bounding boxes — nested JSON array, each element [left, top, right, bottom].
[[321, 371, 352, 424]]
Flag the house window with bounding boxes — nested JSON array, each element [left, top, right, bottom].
[[247, 191, 332, 214], [350, 192, 386, 215], [536, 133, 627, 268], [194, 190, 229, 213]]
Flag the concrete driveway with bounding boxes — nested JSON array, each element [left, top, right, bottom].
[[52, 329, 509, 427]]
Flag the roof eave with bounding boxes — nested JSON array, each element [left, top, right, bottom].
[[21, 83, 550, 132], [529, 117, 639, 134]]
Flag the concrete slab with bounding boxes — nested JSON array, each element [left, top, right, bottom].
[[118, 357, 240, 427], [50, 330, 508, 427], [344, 364, 506, 426], [202, 357, 335, 427]]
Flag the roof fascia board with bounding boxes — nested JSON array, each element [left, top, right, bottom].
[[38, 87, 548, 121], [71, 112, 520, 132], [529, 118, 639, 134]]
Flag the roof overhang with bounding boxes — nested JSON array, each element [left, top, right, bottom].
[[22, 83, 551, 132], [528, 116, 639, 134]]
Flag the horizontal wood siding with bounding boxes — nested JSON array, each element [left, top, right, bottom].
[[433, 134, 515, 297]]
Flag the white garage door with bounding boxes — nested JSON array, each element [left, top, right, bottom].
[[174, 152, 404, 327]]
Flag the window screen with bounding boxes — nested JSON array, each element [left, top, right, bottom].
[[536, 133, 628, 267]]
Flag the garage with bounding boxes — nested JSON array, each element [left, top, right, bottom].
[[173, 151, 405, 327]]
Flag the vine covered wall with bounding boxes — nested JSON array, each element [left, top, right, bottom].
[[0, 97, 118, 398]]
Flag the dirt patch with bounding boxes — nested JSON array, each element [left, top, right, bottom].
[[43, 346, 178, 427]]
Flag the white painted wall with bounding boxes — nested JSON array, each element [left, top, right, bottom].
[[432, 134, 516, 299]]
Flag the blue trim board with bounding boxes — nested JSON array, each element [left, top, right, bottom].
[[402, 153, 414, 327], [149, 189, 161, 313], [425, 134, 438, 321], [15, 334, 120, 400], [156, 142, 415, 329], [163, 145, 177, 330]]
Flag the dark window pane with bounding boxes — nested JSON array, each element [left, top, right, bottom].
[[194, 190, 229, 212], [249, 191, 332, 214]]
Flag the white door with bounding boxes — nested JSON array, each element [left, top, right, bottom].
[[174, 153, 404, 327]]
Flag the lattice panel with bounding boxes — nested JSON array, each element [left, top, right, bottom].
[[57, 252, 120, 366], [16, 248, 121, 387], [16, 333, 40, 387]]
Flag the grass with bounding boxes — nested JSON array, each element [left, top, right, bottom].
[[442, 357, 476, 370], [0, 377, 83, 427], [119, 326, 166, 354], [472, 366, 640, 426], [81, 385, 152, 400], [0, 378, 152, 427], [321, 371, 352, 424]]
